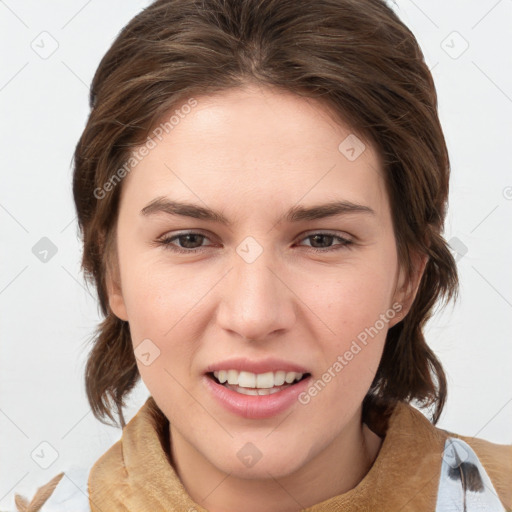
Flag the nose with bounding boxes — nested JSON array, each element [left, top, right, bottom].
[[216, 244, 296, 342]]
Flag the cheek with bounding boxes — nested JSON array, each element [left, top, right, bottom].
[[121, 245, 398, 341], [303, 255, 398, 388], [308, 261, 397, 338], [119, 250, 198, 331], [301, 274, 394, 414], [121, 262, 203, 412], [118, 255, 213, 381]]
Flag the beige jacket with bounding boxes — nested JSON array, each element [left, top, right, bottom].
[[13, 396, 512, 511]]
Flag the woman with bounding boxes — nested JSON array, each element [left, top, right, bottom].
[[12, 0, 512, 510]]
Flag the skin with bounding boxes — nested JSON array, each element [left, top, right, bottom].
[[107, 83, 426, 512]]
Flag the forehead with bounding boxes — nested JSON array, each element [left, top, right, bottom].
[[120, 85, 388, 219]]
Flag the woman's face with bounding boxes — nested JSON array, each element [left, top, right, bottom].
[[108, 84, 417, 481]]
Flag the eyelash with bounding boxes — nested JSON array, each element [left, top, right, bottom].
[[154, 231, 354, 254]]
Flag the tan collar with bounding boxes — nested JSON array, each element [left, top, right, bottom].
[[88, 397, 449, 511]]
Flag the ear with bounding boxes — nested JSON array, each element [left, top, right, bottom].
[[105, 259, 129, 322], [388, 251, 428, 328]]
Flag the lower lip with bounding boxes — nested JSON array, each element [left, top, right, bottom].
[[203, 374, 312, 419]]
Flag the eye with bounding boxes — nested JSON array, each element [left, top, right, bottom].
[[297, 232, 353, 252], [155, 231, 213, 253], [153, 230, 353, 254]]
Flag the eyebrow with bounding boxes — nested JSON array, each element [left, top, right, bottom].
[[140, 196, 375, 226]]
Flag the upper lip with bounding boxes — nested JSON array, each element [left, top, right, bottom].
[[204, 357, 310, 375]]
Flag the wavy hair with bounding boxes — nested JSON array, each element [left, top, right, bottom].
[[72, 0, 458, 428]]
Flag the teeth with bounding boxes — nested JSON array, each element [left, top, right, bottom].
[[227, 385, 284, 395], [274, 371, 286, 386], [213, 369, 304, 388], [227, 369, 238, 385], [239, 371, 256, 388]]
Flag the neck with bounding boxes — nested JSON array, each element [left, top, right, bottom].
[[169, 411, 383, 512]]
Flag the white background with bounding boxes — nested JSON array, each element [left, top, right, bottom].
[[1, 0, 511, 507]]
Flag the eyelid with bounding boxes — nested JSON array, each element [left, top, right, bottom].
[[156, 229, 352, 243], [298, 229, 353, 242], [154, 229, 354, 254], [153, 229, 216, 252]]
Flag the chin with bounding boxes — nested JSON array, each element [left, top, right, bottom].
[[209, 444, 308, 480]]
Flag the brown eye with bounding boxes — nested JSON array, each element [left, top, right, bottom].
[[174, 233, 206, 249], [299, 232, 353, 252], [157, 231, 212, 253], [155, 231, 353, 255]]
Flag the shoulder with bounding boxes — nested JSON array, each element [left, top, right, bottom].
[[455, 433, 512, 507], [380, 401, 511, 510], [8, 466, 90, 512], [436, 431, 512, 511]]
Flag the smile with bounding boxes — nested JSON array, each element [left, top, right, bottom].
[[205, 370, 312, 418], [213, 369, 306, 389]]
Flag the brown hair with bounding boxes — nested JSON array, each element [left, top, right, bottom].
[[73, 0, 458, 428]]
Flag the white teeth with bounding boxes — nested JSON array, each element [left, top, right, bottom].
[[227, 369, 238, 385], [238, 371, 256, 388], [274, 371, 286, 386], [285, 372, 299, 384], [212, 369, 305, 388], [223, 383, 287, 395], [256, 372, 274, 388]]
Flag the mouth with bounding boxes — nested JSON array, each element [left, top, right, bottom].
[[206, 370, 311, 396], [203, 358, 313, 418]]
